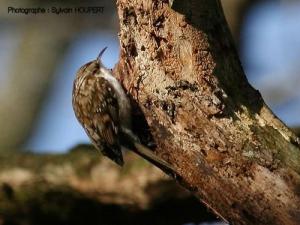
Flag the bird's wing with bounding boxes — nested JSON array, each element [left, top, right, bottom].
[[90, 78, 124, 166]]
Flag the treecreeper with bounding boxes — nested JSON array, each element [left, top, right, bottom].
[[72, 47, 177, 175]]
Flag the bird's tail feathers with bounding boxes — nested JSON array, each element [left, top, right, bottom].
[[120, 127, 179, 177], [132, 142, 178, 177]]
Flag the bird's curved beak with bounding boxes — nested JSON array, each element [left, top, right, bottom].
[[97, 47, 108, 65]]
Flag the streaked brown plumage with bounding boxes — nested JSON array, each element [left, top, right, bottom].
[[72, 47, 128, 165], [72, 47, 176, 172]]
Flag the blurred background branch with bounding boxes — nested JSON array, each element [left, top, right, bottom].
[[0, 146, 220, 225]]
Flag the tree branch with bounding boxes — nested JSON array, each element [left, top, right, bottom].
[[0, 146, 220, 225], [114, 1, 300, 224]]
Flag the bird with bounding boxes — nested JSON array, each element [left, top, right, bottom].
[[72, 47, 176, 173]]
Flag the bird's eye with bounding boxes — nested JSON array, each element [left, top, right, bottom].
[[92, 66, 99, 74]]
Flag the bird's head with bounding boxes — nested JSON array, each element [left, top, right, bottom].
[[75, 47, 108, 79]]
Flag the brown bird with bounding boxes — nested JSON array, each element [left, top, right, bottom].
[[72, 47, 175, 172]]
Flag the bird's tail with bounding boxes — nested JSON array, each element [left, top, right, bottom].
[[132, 142, 178, 178], [121, 127, 179, 177]]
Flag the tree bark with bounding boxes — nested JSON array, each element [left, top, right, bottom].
[[114, 1, 300, 225]]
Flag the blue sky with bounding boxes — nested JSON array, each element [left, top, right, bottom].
[[241, 1, 300, 125]]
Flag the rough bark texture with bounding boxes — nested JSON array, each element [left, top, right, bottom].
[[114, 0, 300, 225]]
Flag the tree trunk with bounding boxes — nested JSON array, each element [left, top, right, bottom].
[[114, 0, 300, 225]]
